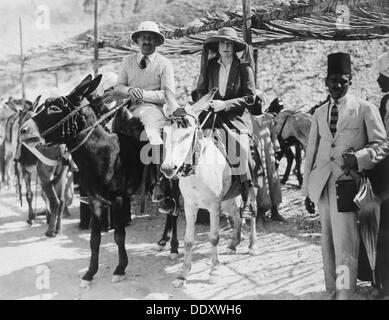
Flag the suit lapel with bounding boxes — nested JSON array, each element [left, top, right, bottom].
[[225, 58, 239, 98], [334, 95, 356, 141], [320, 101, 333, 140]]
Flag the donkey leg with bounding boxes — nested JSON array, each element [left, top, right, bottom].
[[111, 196, 128, 283], [226, 198, 242, 254], [55, 166, 69, 235], [157, 214, 172, 251], [208, 203, 222, 284], [248, 216, 258, 256], [295, 143, 303, 187], [23, 171, 35, 225], [280, 147, 294, 184], [40, 183, 60, 238], [81, 200, 102, 287], [173, 203, 197, 288], [169, 215, 179, 260]]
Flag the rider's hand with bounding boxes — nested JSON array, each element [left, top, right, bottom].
[[128, 88, 143, 101], [342, 150, 358, 175], [304, 197, 315, 214], [209, 100, 227, 113]]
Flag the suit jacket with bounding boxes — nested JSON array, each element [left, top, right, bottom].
[[302, 94, 388, 204], [197, 56, 255, 134]]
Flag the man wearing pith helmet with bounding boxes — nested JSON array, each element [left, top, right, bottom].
[[303, 52, 389, 299], [114, 20, 177, 213]]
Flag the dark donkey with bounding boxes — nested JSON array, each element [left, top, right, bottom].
[[99, 89, 181, 260], [20, 75, 144, 287], [18, 97, 73, 231]]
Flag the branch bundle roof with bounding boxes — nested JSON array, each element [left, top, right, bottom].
[[1, 0, 388, 74]]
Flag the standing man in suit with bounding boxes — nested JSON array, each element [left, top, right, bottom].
[[303, 52, 389, 299]]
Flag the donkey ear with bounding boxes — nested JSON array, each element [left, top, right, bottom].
[[32, 95, 41, 112], [187, 87, 218, 115], [84, 74, 103, 97], [67, 74, 93, 103]]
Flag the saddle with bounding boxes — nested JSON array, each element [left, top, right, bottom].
[[111, 105, 164, 214]]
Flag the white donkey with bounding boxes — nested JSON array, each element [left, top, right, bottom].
[[161, 88, 257, 288]]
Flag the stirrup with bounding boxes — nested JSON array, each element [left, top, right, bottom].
[[240, 201, 257, 219], [159, 197, 177, 216]]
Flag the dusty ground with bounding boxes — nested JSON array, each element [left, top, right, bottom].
[[0, 163, 377, 300]]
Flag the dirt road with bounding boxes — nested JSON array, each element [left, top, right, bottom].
[[0, 174, 374, 300]]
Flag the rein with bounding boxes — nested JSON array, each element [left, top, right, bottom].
[[40, 98, 89, 138], [41, 97, 128, 157], [63, 100, 122, 156], [170, 111, 217, 177]]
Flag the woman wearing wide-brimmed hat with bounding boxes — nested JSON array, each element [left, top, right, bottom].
[[196, 27, 259, 219]]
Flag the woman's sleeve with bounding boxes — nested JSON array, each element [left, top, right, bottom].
[[224, 63, 255, 112]]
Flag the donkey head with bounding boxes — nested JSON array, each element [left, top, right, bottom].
[[19, 74, 102, 148], [266, 98, 284, 115], [161, 88, 217, 179]]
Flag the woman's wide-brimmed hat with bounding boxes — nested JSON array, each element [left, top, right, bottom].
[[131, 21, 165, 46], [204, 27, 247, 52]]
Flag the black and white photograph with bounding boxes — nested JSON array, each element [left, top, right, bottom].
[[0, 0, 388, 302]]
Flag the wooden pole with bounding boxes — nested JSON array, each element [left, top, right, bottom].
[[19, 17, 26, 100], [54, 73, 59, 88], [242, 0, 252, 46], [242, 0, 258, 87], [93, 0, 99, 77]]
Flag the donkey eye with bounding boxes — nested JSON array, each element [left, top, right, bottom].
[[47, 105, 62, 114]]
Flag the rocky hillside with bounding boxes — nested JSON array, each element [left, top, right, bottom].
[[1, 0, 388, 109]]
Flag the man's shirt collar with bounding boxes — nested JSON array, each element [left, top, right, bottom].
[[136, 51, 158, 64], [330, 91, 350, 107]]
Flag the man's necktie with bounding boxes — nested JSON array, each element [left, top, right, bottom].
[[330, 102, 338, 136], [139, 56, 147, 69]]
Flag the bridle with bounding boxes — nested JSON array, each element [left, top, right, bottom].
[[38, 96, 127, 155], [165, 112, 201, 177], [165, 110, 217, 178]]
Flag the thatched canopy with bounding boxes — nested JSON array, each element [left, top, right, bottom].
[[0, 0, 388, 75]]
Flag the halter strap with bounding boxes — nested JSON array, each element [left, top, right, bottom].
[[40, 98, 90, 138]]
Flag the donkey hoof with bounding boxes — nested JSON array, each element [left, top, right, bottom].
[[80, 279, 92, 289], [169, 253, 179, 261], [45, 231, 56, 238], [226, 248, 236, 255], [172, 278, 185, 288], [249, 248, 259, 256], [112, 274, 126, 283], [26, 219, 34, 226], [156, 244, 166, 252]]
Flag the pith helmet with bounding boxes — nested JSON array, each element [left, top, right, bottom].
[[131, 21, 165, 46]]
